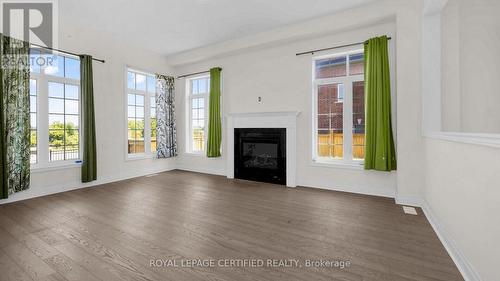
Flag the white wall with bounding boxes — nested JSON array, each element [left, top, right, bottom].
[[423, 138, 500, 281], [422, 12, 442, 132], [440, 0, 500, 133], [171, 0, 425, 199], [459, 0, 500, 133], [0, 23, 176, 204], [440, 0, 461, 131]]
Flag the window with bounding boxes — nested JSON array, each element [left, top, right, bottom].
[[313, 50, 365, 164], [29, 79, 37, 164], [29, 50, 82, 166], [337, 84, 344, 102], [150, 95, 157, 152], [186, 76, 209, 153], [48, 82, 80, 161], [126, 69, 156, 156]]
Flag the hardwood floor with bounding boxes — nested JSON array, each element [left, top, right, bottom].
[[0, 170, 463, 281]]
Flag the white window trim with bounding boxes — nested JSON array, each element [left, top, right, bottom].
[[311, 48, 365, 167], [124, 67, 157, 160], [185, 74, 209, 155], [30, 54, 83, 170]]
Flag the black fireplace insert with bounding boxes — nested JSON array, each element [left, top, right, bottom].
[[234, 128, 286, 185]]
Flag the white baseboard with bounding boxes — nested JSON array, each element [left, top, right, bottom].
[[298, 180, 395, 198], [0, 166, 176, 205], [395, 195, 425, 207], [175, 166, 395, 198], [175, 166, 226, 176], [420, 202, 482, 281], [396, 196, 481, 281]]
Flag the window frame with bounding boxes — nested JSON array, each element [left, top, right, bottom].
[[185, 74, 210, 155], [29, 78, 38, 165], [125, 67, 157, 160], [312, 48, 365, 167], [29, 53, 83, 170]]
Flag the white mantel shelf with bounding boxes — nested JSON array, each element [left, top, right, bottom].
[[225, 111, 301, 187]]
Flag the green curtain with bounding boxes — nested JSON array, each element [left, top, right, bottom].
[[364, 36, 396, 171], [207, 67, 222, 157], [0, 34, 31, 199], [80, 55, 97, 182]]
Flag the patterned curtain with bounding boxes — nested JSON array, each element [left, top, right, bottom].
[[156, 75, 177, 158], [0, 34, 31, 199]]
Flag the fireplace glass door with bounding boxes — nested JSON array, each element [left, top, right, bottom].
[[234, 128, 286, 185]]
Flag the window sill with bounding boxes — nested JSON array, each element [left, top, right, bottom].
[[310, 159, 364, 170], [31, 161, 81, 173], [126, 153, 156, 161], [183, 152, 205, 157], [424, 132, 500, 149]]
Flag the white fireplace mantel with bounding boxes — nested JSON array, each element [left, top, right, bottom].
[[226, 111, 300, 187]]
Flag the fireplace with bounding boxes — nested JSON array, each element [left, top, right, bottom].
[[227, 111, 299, 187], [234, 128, 286, 185]]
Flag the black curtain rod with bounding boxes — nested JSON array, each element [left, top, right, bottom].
[[30, 43, 105, 63], [177, 70, 210, 79], [296, 37, 392, 56]]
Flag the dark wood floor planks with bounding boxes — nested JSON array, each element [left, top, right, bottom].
[[0, 170, 464, 281]]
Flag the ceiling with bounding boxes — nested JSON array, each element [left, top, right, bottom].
[[60, 0, 376, 55]]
